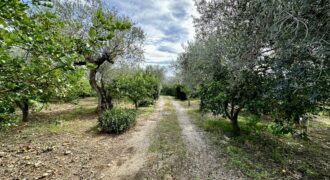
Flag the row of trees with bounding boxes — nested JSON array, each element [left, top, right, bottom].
[[0, 0, 145, 124], [177, 0, 330, 135]]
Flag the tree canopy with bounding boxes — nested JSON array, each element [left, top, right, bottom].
[[177, 0, 330, 135], [0, 0, 145, 123]]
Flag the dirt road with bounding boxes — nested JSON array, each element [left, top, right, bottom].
[[172, 100, 243, 180]]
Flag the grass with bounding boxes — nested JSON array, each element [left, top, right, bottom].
[[136, 105, 155, 118], [29, 106, 97, 133], [148, 98, 187, 177], [181, 100, 330, 180]]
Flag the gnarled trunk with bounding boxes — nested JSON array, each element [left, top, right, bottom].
[[225, 102, 241, 136], [89, 69, 113, 113], [17, 99, 29, 122]]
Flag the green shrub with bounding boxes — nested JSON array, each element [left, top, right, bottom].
[[98, 108, 136, 134], [175, 84, 188, 100], [245, 115, 267, 134], [0, 102, 18, 129], [269, 121, 294, 135], [161, 85, 176, 96], [138, 98, 154, 107]]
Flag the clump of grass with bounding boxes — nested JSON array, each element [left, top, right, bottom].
[[136, 105, 154, 117], [203, 118, 232, 134]]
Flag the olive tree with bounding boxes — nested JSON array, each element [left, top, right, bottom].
[[54, 0, 145, 113], [178, 1, 270, 135]]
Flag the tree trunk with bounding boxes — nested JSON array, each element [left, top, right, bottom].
[[17, 99, 29, 122], [22, 104, 29, 122], [231, 112, 241, 136], [188, 98, 191, 107], [89, 69, 113, 113], [225, 102, 241, 136], [199, 99, 204, 112], [134, 102, 138, 110]]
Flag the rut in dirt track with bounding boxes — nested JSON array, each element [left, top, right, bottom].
[[172, 100, 244, 180]]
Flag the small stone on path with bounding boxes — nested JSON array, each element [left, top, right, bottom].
[[64, 150, 72, 155], [0, 151, 5, 157]]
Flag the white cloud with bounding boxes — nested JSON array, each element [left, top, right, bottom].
[[106, 0, 198, 67]]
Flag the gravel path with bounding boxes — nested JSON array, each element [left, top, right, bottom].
[[172, 100, 244, 180]]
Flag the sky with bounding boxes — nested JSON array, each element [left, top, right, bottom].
[[105, 0, 198, 75]]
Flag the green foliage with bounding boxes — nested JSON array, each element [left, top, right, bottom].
[[175, 84, 189, 101], [138, 98, 154, 107], [110, 68, 160, 109], [160, 84, 190, 101], [198, 81, 227, 115], [86, 8, 132, 50], [86, 62, 98, 70], [98, 108, 136, 134], [145, 65, 164, 100], [161, 85, 176, 96], [245, 115, 267, 135], [0, 2, 85, 122], [0, 101, 18, 129], [269, 122, 295, 135], [51, 69, 93, 102]]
